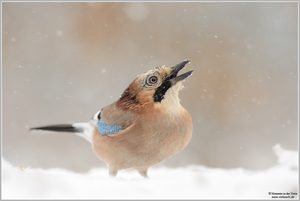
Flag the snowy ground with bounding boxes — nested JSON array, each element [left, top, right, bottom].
[[2, 144, 298, 200]]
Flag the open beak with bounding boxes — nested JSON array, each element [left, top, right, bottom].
[[168, 59, 193, 84], [153, 60, 193, 102]]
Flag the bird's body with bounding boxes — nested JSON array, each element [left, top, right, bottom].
[[31, 60, 193, 177], [92, 93, 192, 176]]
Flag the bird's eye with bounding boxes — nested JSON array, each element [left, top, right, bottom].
[[146, 75, 159, 85]]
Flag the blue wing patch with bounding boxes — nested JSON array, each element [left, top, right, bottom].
[[97, 119, 122, 135]]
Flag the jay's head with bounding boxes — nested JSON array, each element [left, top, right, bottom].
[[117, 60, 193, 112]]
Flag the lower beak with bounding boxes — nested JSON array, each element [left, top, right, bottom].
[[169, 60, 193, 84]]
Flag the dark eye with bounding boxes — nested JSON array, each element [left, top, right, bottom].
[[146, 75, 158, 85]]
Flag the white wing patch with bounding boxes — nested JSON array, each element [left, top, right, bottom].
[[93, 110, 101, 120]]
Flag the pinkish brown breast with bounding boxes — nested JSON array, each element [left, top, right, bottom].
[[91, 107, 192, 170]]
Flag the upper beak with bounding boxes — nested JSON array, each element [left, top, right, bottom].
[[169, 59, 193, 84]]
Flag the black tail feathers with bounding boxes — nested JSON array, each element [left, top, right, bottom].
[[30, 124, 82, 133]]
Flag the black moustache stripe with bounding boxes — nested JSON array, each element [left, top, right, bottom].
[[153, 80, 172, 102]]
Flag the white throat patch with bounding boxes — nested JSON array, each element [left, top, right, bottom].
[[160, 82, 184, 113]]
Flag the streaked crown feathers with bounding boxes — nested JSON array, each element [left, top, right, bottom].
[[117, 60, 193, 112]]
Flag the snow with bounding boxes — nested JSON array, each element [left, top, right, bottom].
[[2, 144, 298, 199], [101, 68, 107, 74], [124, 3, 149, 22], [10, 37, 16, 42], [56, 30, 64, 37]]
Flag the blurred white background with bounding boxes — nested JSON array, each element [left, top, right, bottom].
[[2, 2, 298, 172]]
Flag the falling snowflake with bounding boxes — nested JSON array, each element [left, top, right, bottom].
[[124, 3, 149, 22], [56, 30, 64, 37], [101, 68, 107, 73]]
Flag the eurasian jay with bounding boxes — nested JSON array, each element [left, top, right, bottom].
[[31, 60, 193, 177]]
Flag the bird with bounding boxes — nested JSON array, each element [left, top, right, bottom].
[[31, 60, 193, 178]]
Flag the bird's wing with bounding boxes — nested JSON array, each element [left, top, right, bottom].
[[92, 102, 135, 136]]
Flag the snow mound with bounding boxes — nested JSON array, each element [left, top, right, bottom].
[[2, 144, 298, 199]]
